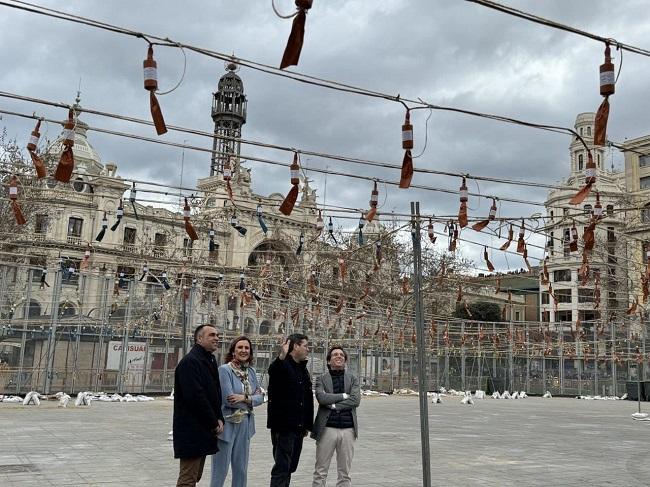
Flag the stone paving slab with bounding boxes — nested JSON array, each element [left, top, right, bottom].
[[1, 396, 649, 486]]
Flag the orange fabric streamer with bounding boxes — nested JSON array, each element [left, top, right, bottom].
[[569, 152, 596, 205], [143, 46, 167, 135], [484, 246, 494, 272], [279, 153, 300, 216], [8, 175, 26, 225], [500, 224, 514, 251], [399, 150, 413, 189], [280, 0, 312, 69], [366, 181, 378, 222], [183, 198, 198, 241], [54, 108, 75, 182]]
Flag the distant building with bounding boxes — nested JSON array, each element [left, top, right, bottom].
[[541, 113, 629, 329]]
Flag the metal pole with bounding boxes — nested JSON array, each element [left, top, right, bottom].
[[43, 267, 63, 394], [611, 320, 616, 396], [181, 285, 187, 357], [17, 269, 33, 395], [71, 272, 87, 393], [117, 278, 136, 393], [410, 202, 431, 487]]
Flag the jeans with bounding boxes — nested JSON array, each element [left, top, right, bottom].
[[270, 429, 304, 487]]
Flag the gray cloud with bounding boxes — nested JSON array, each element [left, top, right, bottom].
[[1, 0, 649, 270]]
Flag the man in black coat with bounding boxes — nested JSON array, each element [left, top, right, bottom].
[[173, 324, 224, 487], [267, 333, 314, 487]]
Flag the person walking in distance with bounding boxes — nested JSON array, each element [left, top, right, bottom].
[[211, 336, 265, 487], [267, 333, 314, 486], [311, 347, 360, 487], [173, 325, 224, 487]]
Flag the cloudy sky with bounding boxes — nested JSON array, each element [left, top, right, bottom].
[[1, 0, 649, 271]]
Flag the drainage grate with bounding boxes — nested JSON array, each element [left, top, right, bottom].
[[0, 464, 39, 474]]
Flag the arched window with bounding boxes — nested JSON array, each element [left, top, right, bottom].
[[587, 126, 592, 136], [578, 154, 584, 171], [597, 153, 601, 168], [583, 204, 592, 215], [244, 317, 256, 335], [579, 127, 583, 135], [259, 319, 272, 335], [606, 204, 614, 217]]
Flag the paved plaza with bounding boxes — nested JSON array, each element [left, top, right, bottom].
[[1, 395, 649, 486]]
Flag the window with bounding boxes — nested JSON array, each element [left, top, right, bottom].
[[640, 155, 650, 168], [72, 177, 85, 192], [515, 311, 521, 321], [124, 227, 136, 244], [541, 311, 550, 322], [607, 227, 616, 242], [587, 126, 591, 136], [563, 229, 571, 257], [183, 238, 193, 257], [583, 204, 592, 215], [563, 208, 569, 217], [579, 310, 600, 323], [608, 291, 617, 310], [61, 258, 80, 285], [578, 154, 584, 171], [154, 233, 167, 257], [642, 204, 650, 223], [644, 242, 650, 264], [606, 205, 614, 217], [34, 214, 48, 234], [578, 288, 594, 303], [554, 269, 571, 282], [547, 231, 554, 249], [641, 176, 650, 190], [556, 310, 572, 322], [541, 292, 550, 304], [116, 266, 134, 290], [30, 257, 46, 283], [555, 288, 572, 303], [67, 217, 83, 237], [597, 153, 601, 167]]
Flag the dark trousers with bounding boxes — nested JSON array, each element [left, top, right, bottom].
[[270, 429, 304, 487]]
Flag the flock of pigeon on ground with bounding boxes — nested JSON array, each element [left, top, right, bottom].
[[0, 391, 157, 407], [1, 388, 648, 421]]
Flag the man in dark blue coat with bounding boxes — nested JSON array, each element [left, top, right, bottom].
[[173, 324, 224, 486], [267, 333, 314, 486]]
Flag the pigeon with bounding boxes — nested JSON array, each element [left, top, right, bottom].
[[2, 395, 23, 403], [75, 391, 91, 407], [58, 394, 71, 408], [461, 392, 474, 405], [632, 413, 650, 421], [22, 391, 41, 406]]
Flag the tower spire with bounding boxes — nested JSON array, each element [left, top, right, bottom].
[[210, 59, 247, 176]]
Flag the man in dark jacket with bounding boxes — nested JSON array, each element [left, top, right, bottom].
[[267, 333, 313, 487], [173, 324, 224, 487], [311, 346, 360, 487]]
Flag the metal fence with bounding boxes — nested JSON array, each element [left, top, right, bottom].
[[1, 263, 648, 396]]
